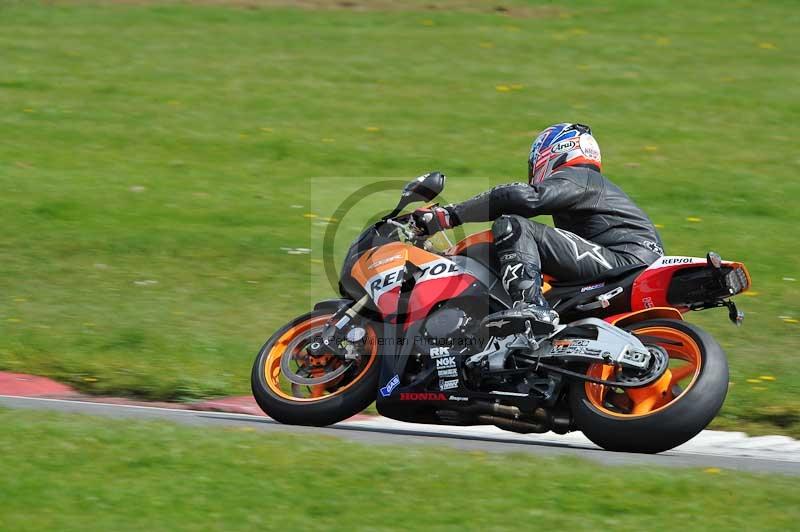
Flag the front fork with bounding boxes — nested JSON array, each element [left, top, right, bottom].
[[308, 295, 373, 360]]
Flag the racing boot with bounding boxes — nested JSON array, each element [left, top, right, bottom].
[[481, 263, 559, 337]]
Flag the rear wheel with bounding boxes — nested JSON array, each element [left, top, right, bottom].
[[251, 310, 380, 426], [569, 319, 729, 453]]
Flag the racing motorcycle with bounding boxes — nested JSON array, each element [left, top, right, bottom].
[[252, 172, 751, 453]]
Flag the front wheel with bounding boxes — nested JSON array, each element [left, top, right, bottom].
[[569, 319, 729, 453], [251, 310, 380, 426]]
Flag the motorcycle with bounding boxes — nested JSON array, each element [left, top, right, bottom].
[[252, 172, 751, 453]]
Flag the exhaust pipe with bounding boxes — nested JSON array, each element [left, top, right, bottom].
[[477, 415, 548, 434], [468, 402, 572, 434]]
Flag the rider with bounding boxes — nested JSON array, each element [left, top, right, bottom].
[[413, 123, 664, 334]]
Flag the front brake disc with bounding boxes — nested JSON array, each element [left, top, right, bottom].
[[279, 330, 353, 386]]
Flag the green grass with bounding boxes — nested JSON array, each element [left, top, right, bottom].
[[0, 1, 798, 434], [1, 407, 798, 531]]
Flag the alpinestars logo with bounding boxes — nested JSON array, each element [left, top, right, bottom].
[[502, 263, 523, 292], [554, 228, 612, 270]]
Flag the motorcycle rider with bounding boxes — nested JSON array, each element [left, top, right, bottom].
[[413, 123, 664, 335]]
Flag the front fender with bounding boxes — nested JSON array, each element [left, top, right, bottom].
[[313, 298, 353, 312]]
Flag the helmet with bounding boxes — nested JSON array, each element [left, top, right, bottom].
[[528, 123, 601, 184]]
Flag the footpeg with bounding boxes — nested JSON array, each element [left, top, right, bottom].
[[575, 286, 624, 311], [481, 312, 557, 337]]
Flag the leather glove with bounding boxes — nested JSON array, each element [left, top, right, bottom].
[[411, 206, 454, 236]]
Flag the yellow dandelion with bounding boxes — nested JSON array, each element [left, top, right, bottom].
[[644, 145, 658, 152], [656, 37, 671, 46], [743, 291, 758, 297], [83, 377, 98, 382], [495, 85, 511, 92], [686, 217, 703, 223], [569, 28, 588, 36], [365, 126, 381, 132], [303, 213, 318, 219], [480, 42, 495, 49], [783, 318, 799, 324], [260, 127, 274, 132], [510, 83, 524, 90], [758, 42, 777, 50], [703, 467, 721, 474], [654, 224, 665, 229], [24, 108, 34, 113], [311, 258, 323, 265], [321, 216, 339, 222], [759, 375, 776, 381], [421, 19, 434, 26], [752, 386, 768, 391], [745, 378, 761, 384]]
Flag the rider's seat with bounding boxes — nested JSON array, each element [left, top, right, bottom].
[[547, 262, 647, 288], [546, 263, 648, 319], [448, 230, 648, 319]]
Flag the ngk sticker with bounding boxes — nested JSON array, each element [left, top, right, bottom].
[[435, 357, 456, 369]]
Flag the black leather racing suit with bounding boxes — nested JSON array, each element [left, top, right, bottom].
[[445, 166, 664, 294]]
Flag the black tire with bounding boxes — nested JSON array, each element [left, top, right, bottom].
[[569, 319, 729, 454], [251, 310, 380, 427]]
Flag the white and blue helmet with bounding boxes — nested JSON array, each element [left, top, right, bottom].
[[528, 123, 602, 184]]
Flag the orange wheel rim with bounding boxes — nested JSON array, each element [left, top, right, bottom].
[[264, 315, 377, 402], [584, 326, 703, 418]]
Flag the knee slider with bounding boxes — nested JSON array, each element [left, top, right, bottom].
[[492, 215, 522, 244]]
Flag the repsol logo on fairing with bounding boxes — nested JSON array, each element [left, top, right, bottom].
[[366, 258, 460, 300], [400, 392, 447, 401], [368, 267, 404, 298]]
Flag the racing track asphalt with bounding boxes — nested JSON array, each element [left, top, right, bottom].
[[2, 395, 799, 475]]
